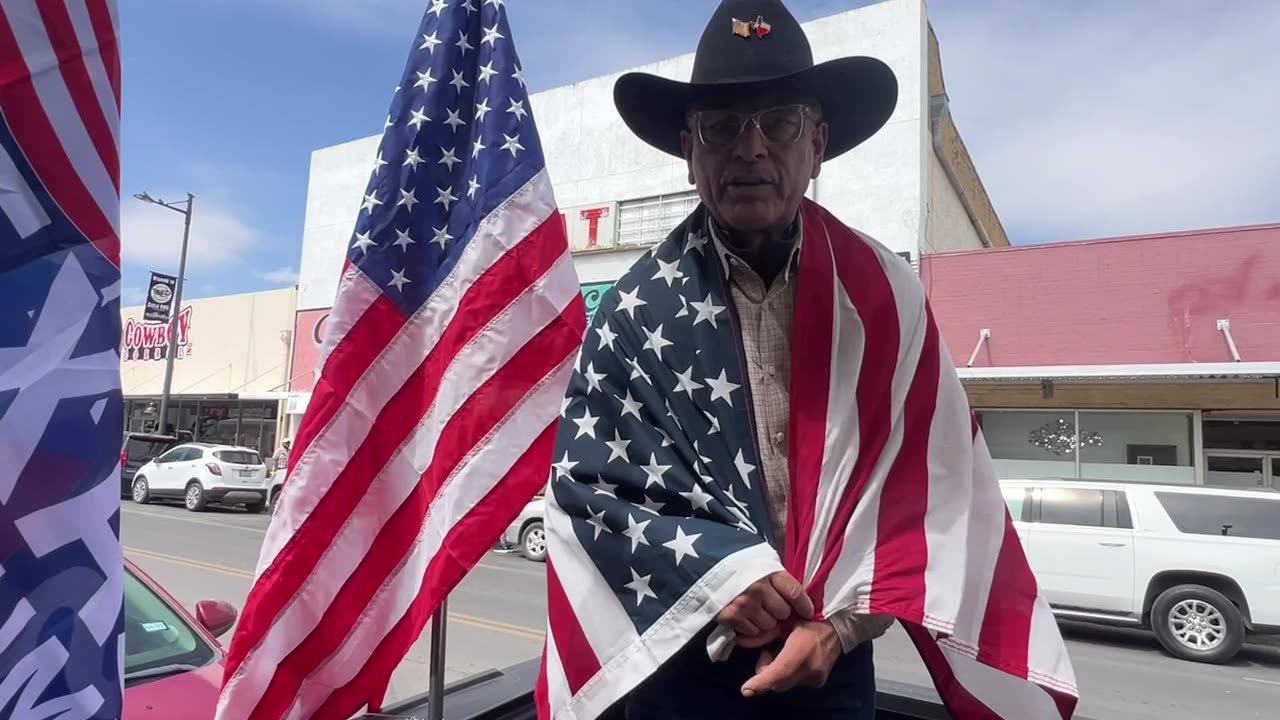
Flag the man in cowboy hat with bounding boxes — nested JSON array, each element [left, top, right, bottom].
[[606, 0, 899, 717]]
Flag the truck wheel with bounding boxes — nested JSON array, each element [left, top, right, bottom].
[[521, 521, 547, 563], [1151, 584, 1244, 664]]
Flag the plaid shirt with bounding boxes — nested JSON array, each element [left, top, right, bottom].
[[708, 215, 893, 653]]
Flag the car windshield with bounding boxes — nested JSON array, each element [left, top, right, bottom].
[[124, 568, 215, 685], [125, 437, 177, 461], [215, 450, 262, 465]]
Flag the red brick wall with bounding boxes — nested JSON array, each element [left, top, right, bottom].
[[921, 224, 1280, 367]]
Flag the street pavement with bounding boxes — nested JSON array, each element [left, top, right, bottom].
[[122, 502, 1280, 718]]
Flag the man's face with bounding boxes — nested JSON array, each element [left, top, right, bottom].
[[681, 94, 828, 234]]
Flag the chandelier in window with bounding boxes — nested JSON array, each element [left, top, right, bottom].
[[1028, 417, 1102, 457]]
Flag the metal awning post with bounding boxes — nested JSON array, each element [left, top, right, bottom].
[[428, 601, 448, 720], [1217, 319, 1243, 362], [966, 328, 991, 368]]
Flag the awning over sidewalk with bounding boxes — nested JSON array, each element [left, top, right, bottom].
[[957, 361, 1280, 383]]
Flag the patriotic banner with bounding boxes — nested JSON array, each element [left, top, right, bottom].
[[538, 201, 1079, 719], [0, 2, 126, 720], [215, 0, 585, 718]]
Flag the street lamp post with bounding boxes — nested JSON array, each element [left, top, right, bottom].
[[133, 191, 195, 435]]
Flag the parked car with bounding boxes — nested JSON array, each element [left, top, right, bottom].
[[1002, 478, 1280, 663], [120, 432, 181, 496], [123, 558, 238, 719], [498, 494, 546, 562], [130, 442, 271, 512]]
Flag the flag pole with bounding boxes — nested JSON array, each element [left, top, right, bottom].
[[428, 601, 448, 720]]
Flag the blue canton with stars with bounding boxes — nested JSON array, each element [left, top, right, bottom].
[[551, 205, 779, 633], [351, 0, 544, 315]]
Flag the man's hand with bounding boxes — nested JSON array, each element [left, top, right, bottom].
[[716, 571, 813, 648], [740, 620, 842, 697]]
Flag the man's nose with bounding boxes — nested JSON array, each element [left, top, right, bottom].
[[732, 121, 769, 160]]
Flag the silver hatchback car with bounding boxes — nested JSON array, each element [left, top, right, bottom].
[[497, 494, 546, 562]]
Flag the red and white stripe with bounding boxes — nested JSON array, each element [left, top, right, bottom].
[[216, 168, 586, 720], [0, 0, 120, 263], [539, 200, 1077, 719], [790, 200, 1078, 718]]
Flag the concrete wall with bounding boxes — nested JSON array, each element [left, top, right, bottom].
[[296, 0, 1000, 316], [122, 287, 296, 395], [925, 150, 981, 252]]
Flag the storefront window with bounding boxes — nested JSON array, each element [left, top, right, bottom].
[[976, 411, 1077, 479], [1078, 412, 1195, 484]]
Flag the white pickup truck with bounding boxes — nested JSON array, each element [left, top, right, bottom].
[[1002, 479, 1280, 663]]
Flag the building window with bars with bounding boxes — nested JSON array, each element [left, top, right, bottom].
[[616, 191, 701, 247]]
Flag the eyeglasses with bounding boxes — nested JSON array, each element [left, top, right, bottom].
[[691, 104, 814, 149]]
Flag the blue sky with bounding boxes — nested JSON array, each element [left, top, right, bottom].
[[118, 0, 1279, 304]]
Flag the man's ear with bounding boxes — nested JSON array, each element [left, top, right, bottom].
[[680, 130, 696, 185], [810, 122, 829, 180]]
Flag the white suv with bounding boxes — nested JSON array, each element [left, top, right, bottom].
[[1002, 479, 1280, 663], [131, 442, 271, 513]]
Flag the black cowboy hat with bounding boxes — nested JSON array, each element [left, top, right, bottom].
[[614, 0, 898, 160]]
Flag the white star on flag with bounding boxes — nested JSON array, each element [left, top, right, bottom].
[[450, 69, 470, 91], [397, 188, 419, 211], [586, 507, 609, 540], [439, 146, 462, 170], [640, 453, 671, 489], [582, 362, 606, 394], [435, 185, 458, 210], [663, 526, 702, 566], [622, 515, 651, 553], [706, 369, 740, 405], [641, 324, 673, 358], [624, 568, 657, 606], [507, 98, 528, 120], [403, 147, 425, 170], [673, 365, 704, 397], [408, 107, 430, 130], [627, 357, 652, 386], [615, 288, 646, 319], [420, 30, 442, 51], [455, 30, 474, 56], [389, 269, 411, 291], [680, 484, 714, 513], [482, 24, 505, 46], [692, 294, 726, 328], [604, 430, 631, 463], [652, 258, 684, 287], [352, 231, 376, 255], [617, 390, 643, 420], [553, 452, 578, 479], [445, 109, 467, 130], [432, 226, 453, 248], [734, 450, 756, 488], [597, 321, 618, 351], [393, 228, 415, 250], [501, 133, 524, 157], [573, 409, 599, 439], [477, 61, 498, 84]]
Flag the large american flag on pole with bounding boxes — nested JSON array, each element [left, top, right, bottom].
[[538, 201, 1079, 718], [216, 0, 585, 718], [0, 1, 125, 719]]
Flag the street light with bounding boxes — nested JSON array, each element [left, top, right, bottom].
[[133, 191, 195, 436]]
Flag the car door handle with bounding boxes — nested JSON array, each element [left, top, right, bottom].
[[1098, 542, 1127, 547]]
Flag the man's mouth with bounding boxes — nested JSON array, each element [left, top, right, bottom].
[[725, 177, 773, 188]]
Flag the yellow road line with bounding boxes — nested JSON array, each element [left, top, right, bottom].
[[124, 546, 544, 641]]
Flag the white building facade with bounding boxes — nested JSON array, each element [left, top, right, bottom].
[[288, 0, 1004, 420]]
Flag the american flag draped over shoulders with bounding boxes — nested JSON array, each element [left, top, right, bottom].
[[0, 1, 125, 719], [216, 1, 585, 718], [538, 201, 1078, 719]]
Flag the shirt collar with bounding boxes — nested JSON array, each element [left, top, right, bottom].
[[706, 213, 803, 285]]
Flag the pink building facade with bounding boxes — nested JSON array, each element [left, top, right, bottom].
[[922, 224, 1280, 490]]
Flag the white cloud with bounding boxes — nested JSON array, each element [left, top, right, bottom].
[[121, 194, 263, 270], [122, 286, 146, 306], [930, 0, 1280, 243], [259, 266, 300, 285]]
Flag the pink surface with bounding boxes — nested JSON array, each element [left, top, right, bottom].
[[921, 224, 1280, 367]]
